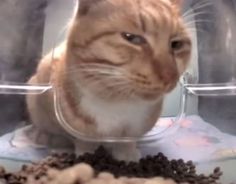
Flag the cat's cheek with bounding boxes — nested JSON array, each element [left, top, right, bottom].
[[175, 58, 187, 76], [87, 43, 128, 65]]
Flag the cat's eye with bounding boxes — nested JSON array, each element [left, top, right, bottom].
[[121, 32, 147, 45], [171, 40, 184, 51]]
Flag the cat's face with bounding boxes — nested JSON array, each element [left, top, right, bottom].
[[66, 0, 191, 100]]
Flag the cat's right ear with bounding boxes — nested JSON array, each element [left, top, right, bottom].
[[77, 0, 105, 16]]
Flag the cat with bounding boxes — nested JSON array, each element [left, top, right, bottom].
[[26, 0, 191, 161]]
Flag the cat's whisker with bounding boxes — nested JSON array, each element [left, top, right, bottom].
[[184, 19, 213, 27], [186, 29, 200, 35], [183, 11, 213, 23], [118, 88, 132, 98], [186, 10, 213, 17], [55, 64, 130, 89], [93, 81, 132, 98], [76, 73, 129, 88], [186, 27, 206, 34], [182, 0, 213, 17], [55, 62, 118, 73], [77, 62, 122, 70], [183, 10, 203, 19], [108, 82, 128, 93], [184, 20, 213, 34], [78, 64, 129, 75], [77, 68, 124, 76], [186, 27, 197, 32], [74, 62, 127, 71], [107, 80, 131, 89], [187, 19, 213, 24], [101, 80, 130, 89], [80, 72, 128, 82], [182, 1, 213, 22], [56, 67, 81, 76], [99, 77, 131, 90], [101, 75, 127, 81], [79, 68, 125, 76], [56, 77, 130, 99], [59, 66, 125, 77], [96, 79, 129, 88], [113, 84, 134, 98], [81, 68, 128, 77], [128, 87, 136, 98], [192, 1, 213, 12]]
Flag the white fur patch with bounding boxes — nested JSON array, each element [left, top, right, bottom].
[[80, 91, 157, 137]]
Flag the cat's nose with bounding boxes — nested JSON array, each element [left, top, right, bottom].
[[159, 68, 179, 85], [151, 55, 179, 86]]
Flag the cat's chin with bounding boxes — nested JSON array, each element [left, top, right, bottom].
[[93, 90, 162, 102], [82, 84, 163, 102], [136, 92, 163, 101], [164, 82, 178, 93]]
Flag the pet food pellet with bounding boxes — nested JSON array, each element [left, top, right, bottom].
[[0, 146, 223, 184]]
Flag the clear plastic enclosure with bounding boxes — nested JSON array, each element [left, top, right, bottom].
[[0, 0, 236, 183]]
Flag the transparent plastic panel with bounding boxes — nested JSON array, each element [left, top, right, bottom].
[[0, 0, 188, 143], [0, 0, 235, 183], [0, 0, 48, 136], [0, 0, 207, 143], [171, 1, 236, 183], [181, 0, 236, 134]]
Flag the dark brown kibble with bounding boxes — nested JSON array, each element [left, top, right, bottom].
[[214, 167, 221, 174], [0, 167, 5, 177], [186, 161, 193, 166], [0, 146, 223, 184]]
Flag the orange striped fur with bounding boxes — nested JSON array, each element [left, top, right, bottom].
[[26, 0, 191, 161]]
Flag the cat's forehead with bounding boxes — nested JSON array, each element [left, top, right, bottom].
[[77, 0, 183, 36], [108, 0, 176, 13], [108, 0, 173, 6], [108, 0, 181, 32], [79, 0, 179, 18]]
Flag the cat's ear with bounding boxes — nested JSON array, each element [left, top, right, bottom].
[[169, 0, 183, 6], [77, 0, 105, 16]]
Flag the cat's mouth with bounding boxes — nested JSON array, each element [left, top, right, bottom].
[[129, 85, 163, 100], [76, 71, 177, 101], [133, 81, 178, 100], [164, 81, 178, 93], [135, 91, 163, 100]]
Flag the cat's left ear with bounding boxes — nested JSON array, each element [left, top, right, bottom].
[[77, 0, 105, 16], [170, 0, 183, 6]]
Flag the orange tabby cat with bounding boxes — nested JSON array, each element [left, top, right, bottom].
[[26, 0, 191, 161]]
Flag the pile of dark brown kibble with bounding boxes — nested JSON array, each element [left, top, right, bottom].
[[0, 146, 223, 184]]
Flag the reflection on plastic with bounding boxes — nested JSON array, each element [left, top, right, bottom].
[[0, 83, 52, 95], [53, 86, 180, 143], [183, 83, 236, 96]]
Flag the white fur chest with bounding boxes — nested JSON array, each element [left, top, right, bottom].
[[80, 92, 157, 137]]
